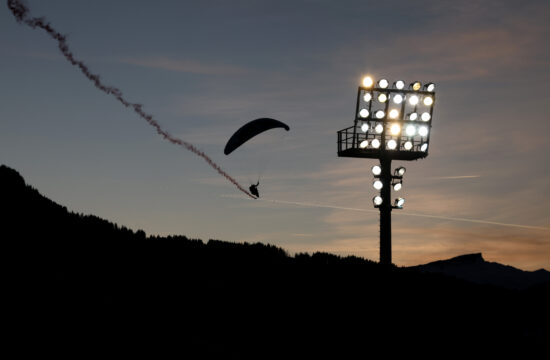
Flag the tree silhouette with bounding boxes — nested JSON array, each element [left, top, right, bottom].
[[2, 164, 548, 357]]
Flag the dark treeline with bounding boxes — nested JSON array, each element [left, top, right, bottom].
[[2, 165, 548, 357]]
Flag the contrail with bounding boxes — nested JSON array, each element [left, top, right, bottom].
[[428, 175, 481, 180], [7, 0, 255, 199], [221, 195, 550, 231]]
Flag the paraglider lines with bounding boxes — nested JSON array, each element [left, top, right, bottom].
[[7, 0, 256, 199]]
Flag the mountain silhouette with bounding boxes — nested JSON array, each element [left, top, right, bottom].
[[412, 253, 550, 290], [2, 164, 548, 356]]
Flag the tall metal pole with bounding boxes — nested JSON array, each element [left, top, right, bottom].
[[379, 156, 392, 265], [338, 76, 436, 266]]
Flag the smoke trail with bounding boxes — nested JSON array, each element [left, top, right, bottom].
[[7, 0, 255, 199]]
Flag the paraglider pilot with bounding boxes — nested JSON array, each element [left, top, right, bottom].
[[224, 118, 289, 199], [249, 181, 260, 198]]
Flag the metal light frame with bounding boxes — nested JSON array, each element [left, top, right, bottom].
[[337, 78, 435, 160], [337, 77, 436, 265]]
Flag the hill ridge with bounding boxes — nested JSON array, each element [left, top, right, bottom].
[[2, 164, 549, 353]]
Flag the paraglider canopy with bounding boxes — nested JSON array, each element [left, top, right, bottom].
[[224, 118, 290, 155]]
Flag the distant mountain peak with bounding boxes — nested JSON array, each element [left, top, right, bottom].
[[412, 253, 550, 290], [446, 253, 484, 264]]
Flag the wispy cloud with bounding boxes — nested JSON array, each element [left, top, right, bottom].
[[328, 2, 550, 83], [118, 56, 250, 75]]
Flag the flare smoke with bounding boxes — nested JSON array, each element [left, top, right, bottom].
[[7, 0, 255, 199]]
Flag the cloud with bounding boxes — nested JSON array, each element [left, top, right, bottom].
[[118, 56, 250, 75], [375, 26, 545, 82], [328, 1, 550, 83]]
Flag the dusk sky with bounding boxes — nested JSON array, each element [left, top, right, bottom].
[[1, 0, 549, 270]]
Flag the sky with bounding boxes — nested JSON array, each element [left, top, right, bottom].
[[1, 0, 549, 270]]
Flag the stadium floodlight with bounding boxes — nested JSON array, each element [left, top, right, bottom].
[[392, 94, 403, 104], [337, 76, 436, 265], [362, 76, 374, 87], [390, 123, 401, 135], [363, 93, 372, 102], [378, 79, 389, 88], [419, 126, 429, 137], [423, 96, 434, 106], [394, 198, 405, 208], [389, 109, 400, 119], [395, 167, 406, 176]]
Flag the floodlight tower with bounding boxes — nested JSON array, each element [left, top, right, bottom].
[[337, 77, 436, 265]]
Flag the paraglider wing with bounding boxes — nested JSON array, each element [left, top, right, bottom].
[[224, 118, 290, 155]]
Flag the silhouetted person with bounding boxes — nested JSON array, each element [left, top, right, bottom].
[[249, 181, 259, 198]]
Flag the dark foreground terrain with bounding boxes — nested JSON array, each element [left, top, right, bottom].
[[3, 165, 548, 357]]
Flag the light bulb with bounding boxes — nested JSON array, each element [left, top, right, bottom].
[[390, 123, 401, 135], [392, 94, 403, 104], [362, 76, 374, 87], [363, 93, 372, 102]]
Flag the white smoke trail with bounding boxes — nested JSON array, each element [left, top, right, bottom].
[[221, 195, 550, 231], [428, 175, 481, 180]]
